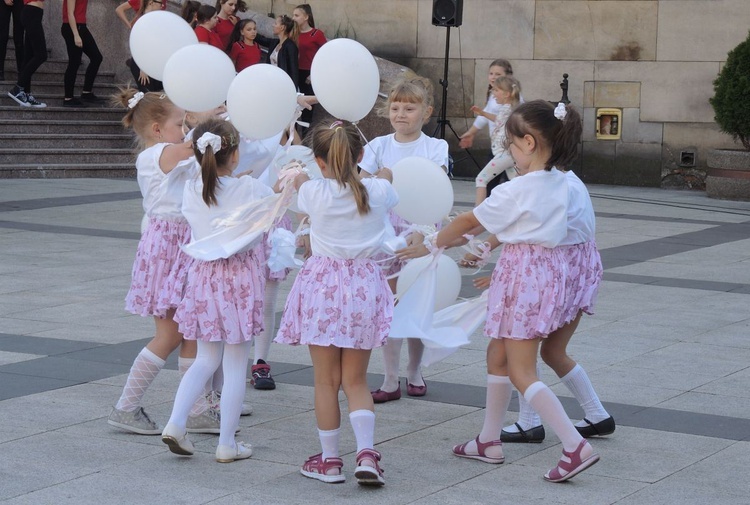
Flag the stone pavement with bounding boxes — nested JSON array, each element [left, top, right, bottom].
[[1, 178, 749, 505]]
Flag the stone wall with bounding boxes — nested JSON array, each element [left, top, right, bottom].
[[38, 0, 750, 187]]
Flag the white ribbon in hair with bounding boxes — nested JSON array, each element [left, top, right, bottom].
[[127, 91, 144, 109], [554, 102, 567, 121], [196, 132, 222, 154]]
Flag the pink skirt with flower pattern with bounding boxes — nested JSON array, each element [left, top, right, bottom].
[[484, 243, 567, 340], [125, 217, 192, 318], [558, 241, 602, 327], [175, 248, 265, 344], [275, 256, 393, 349]]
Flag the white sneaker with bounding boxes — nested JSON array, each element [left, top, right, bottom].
[[206, 390, 252, 416], [161, 422, 194, 456], [216, 441, 253, 463], [107, 406, 162, 435], [187, 407, 221, 434]]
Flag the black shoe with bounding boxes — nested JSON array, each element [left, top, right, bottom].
[[250, 359, 276, 390], [63, 97, 86, 108], [80, 92, 105, 103], [500, 423, 545, 443], [7, 85, 29, 107], [25, 93, 46, 108], [576, 417, 615, 438]]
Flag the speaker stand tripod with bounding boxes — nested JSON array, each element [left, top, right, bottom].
[[431, 25, 481, 175]]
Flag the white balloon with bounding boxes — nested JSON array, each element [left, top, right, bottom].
[[310, 38, 380, 122], [391, 156, 454, 225], [227, 64, 298, 140], [162, 44, 236, 112], [397, 255, 462, 311], [129, 11, 198, 81]]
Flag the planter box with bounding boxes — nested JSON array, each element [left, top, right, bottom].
[[706, 149, 750, 201]]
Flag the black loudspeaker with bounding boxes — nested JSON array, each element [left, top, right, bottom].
[[432, 0, 463, 27]]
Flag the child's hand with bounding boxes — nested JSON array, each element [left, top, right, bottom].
[[395, 236, 430, 260], [459, 131, 475, 149], [473, 276, 491, 290], [375, 167, 392, 181], [470, 105, 482, 115]]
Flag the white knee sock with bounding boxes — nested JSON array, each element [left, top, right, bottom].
[[505, 363, 543, 432], [524, 381, 583, 452], [218, 342, 251, 447], [379, 338, 402, 392], [178, 356, 209, 417], [349, 409, 376, 453], [405, 338, 425, 387], [168, 342, 222, 430], [561, 364, 610, 426], [479, 374, 512, 443], [318, 428, 341, 459], [115, 347, 165, 412], [254, 280, 279, 364]]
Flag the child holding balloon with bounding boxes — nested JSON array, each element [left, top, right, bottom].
[[359, 74, 449, 403], [398, 100, 600, 483], [276, 120, 396, 486]]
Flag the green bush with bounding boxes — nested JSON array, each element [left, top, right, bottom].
[[710, 30, 750, 150]]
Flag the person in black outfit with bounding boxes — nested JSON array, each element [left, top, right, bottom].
[[267, 14, 298, 91], [61, 0, 103, 107], [7, 0, 46, 108], [0, 0, 24, 82]]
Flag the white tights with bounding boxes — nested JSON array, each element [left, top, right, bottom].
[[379, 337, 425, 392], [253, 280, 279, 364], [168, 340, 251, 447]]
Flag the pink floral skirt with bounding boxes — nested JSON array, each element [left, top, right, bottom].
[[275, 256, 393, 349], [175, 248, 265, 344], [264, 213, 293, 282], [125, 217, 192, 318], [484, 243, 567, 340], [558, 241, 602, 327]]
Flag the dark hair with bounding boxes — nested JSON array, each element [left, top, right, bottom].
[[228, 18, 255, 51], [277, 14, 296, 41], [215, 0, 247, 13], [180, 0, 201, 27], [504, 100, 582, 171], [191, 118, 240, 206], [487, 58, 514, 99], [311, 120, 370, 215], [115, 88, 175, 148], [136, 0, 163, 18], [196, 5, 217, 24], [295, 4, 315, 27]]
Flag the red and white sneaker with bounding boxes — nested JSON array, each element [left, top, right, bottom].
[[300, 453, 345, 483], [354, 448, 385, 486], [544, 439, 600, 483]]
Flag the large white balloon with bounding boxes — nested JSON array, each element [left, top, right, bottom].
[[397, 255, 462, 311], [391, 156, 454, 225], [310, 38, 380, 122], [162, 44, 236, 112], [129, 11, 198, 80], [227, 64, 298, 140]]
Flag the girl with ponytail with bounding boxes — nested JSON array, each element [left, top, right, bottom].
[[275, 120, 397, 486]]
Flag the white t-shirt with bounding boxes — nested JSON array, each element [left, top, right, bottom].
[[359, 132, 449, 174], [473, 168, 569, 248], [490, 104, 512, 157], [182, 176, 274, 241], [560, 170, 596, 246], [472, 95, 502, 132], [234, 132, 284, 179], [137, 143, 199, 220], [298, 177, 399, 259]]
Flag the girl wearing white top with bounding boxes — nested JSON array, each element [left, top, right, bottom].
[[162, 118, 274, 463], [108, 89, 199, 436], [501, 170, 614, 443], [276, 120, 396, 486], [399, 100, 600, 483], [359, 75, 448, 403]]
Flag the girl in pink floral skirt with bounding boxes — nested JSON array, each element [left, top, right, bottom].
[[161, 118, 275, 463], [399, 100, 601, 483], [276, 120, 397, 486]]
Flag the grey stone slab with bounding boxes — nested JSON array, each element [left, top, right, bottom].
[[0, 351, 38, 366], [0, 333, 103, 355], [0, 371, 78, 401], [0, 356, 132, 384]]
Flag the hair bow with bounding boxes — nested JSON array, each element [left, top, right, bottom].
[[554, 102, 567, 121], [196, 132, 222, 154], [128, 91, 144, 109]]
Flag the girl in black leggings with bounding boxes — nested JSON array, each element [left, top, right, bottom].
[[61, 0, 102, 107], [0, 0, 24, 82], [7, 0, 46, 108]]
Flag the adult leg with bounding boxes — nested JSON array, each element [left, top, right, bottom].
[[17, 5, 46, 94], [60, 23, 81, 100], [0, 3, 10, 77], [10, 0, 23, 71], [78, 24, 102, 95]]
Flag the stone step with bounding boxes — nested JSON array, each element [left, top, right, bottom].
[[0, 119, 126, 134], [0, 148, 134, 164], [0, 93, 118, 108], [4, 58, 105, 74], [0, 163, 135, 179], [0, 80, 123, 98], [0, 106, 125, 120], [0, 133, 135, 149], [3, 68, 117, 84]]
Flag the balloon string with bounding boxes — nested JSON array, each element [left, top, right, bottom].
[[353, 121, 382, 171]]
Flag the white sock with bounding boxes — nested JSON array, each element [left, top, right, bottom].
[[405, 338, 425, 386], [349, 409, 376, 453], [218, 342, 251, 447], [479, 374, 512, 443], [505, 363, 543, 433], [178, 356, 209, 417], [254, 280, 279, 364], [379, 338, 402, 392], [524, 381, 583, 452], [318, 427, 341, 459], [561, 364, 610, 426], [115, 347, 164, 412]]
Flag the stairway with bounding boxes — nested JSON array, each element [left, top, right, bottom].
[[0, 50, 136, 178]]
